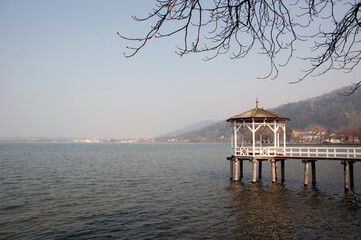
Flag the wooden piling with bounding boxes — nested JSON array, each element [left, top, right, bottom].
[[258, 160, 262, 179], [240, 160, 243, 179], [349, 162, 354, 189], [271, 159, 276, 183], [281, 160, 285, 183], [311, 161, 316, 185], [343, 160, 349, 190], [303, 160, 309, 186], [230, 159, 233, 180], [234, 160, 239, 181], [252, 159, 257, 183]]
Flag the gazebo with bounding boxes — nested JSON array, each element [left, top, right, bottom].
[[227, 102, 290, 157], [226, 102, 360, 190], [226, 102, 290, 182]]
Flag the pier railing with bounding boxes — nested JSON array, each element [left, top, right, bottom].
[[234, 146, 361, 159], [285, 146, 361, 159], [234, 147, 285, 157]]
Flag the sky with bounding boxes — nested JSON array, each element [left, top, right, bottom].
[[1, 0, 360, 139]]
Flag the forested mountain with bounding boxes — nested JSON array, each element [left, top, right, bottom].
[[157, 86, 361, 142], [272, 87, 361, 130]]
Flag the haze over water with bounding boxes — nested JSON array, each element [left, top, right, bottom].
[[1, 0, 359, 139], [1, 143, 360, 239]]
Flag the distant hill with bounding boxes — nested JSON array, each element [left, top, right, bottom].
[[159, 120, 216, 137], [272, 86, 361, 130], [156, 86, 361, 142], [157, 121, 230, 142]]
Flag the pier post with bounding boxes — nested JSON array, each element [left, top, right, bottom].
[[303, 160, 309, 186], [349, 162, 354, 189], [230, 159, 233, 180], [343, 160, 349, 190], [252, 159, 257, 183], [311, 161, 316, 185], [234, 160, 239, 181], [240, 160, 243, 179], [281, 160, 285, 183], [271, 159, 276, 183], [258, 160, 262, 179]]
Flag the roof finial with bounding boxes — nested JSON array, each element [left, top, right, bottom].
[[256, 97, 259, 108]]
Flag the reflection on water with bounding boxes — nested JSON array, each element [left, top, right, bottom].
[[229, 182, 298, 239], [226, 181, 361, 239]]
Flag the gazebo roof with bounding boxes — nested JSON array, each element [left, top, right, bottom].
[[226, 107, 290, 122]]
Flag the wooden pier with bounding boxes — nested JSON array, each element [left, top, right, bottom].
[[226, 103, 361, 190], [227, 145, 361, 190]]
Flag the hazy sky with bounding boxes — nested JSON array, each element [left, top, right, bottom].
[[1, 0, 360, 139]]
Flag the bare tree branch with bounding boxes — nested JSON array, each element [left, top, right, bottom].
[[118, 0, 361, 94]]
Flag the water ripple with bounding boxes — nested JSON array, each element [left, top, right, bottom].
[[0, 143, 360, 239]]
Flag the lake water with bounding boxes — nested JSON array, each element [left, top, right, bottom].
[[0, 143, 360, 239]]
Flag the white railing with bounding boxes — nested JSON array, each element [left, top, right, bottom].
[[285, 147, 361, 159], [233, 146, 361, 159], [234, 147, 285, 157]]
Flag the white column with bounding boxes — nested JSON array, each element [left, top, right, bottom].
[[234, 123, 237, 147], [242, 121, 245, 146], [274, 120, 277, 148], [252, 119, 255, 156], [260, 132, 263, 148], [233, 122, 237, 156], [283, 125, 286, 153], [241, 128, 244, 146], [231, 123, 234, 150]]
